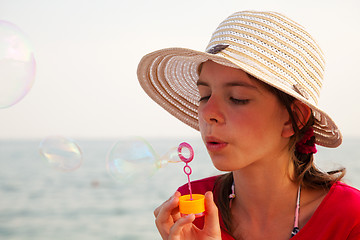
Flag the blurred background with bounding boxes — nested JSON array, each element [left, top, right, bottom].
[[0, 0, 359, 239]]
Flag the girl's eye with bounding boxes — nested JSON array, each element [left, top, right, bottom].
[[198, 96, 210, 102], [230, 97, 250, 105]]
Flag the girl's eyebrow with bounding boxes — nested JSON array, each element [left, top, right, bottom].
[[196, 79, 258, 90], [224, 82, 257, 89]]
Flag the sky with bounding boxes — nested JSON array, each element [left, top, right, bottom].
[[0, 0, 359, 140]]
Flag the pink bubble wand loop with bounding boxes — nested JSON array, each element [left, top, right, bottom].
[[177, 142, 194, 200]]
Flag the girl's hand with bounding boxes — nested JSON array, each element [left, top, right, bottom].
[[154, 191, 222, 240]]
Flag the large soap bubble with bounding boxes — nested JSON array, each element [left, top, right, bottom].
[[106, 137, 158, 183], [0, 20, 36, 108], [39, 136, 83, 172]]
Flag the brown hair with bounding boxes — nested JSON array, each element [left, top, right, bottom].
[[213, 81, 346, 236]]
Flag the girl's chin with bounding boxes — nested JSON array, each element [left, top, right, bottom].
[[211, 161, 235, 172], [211, 157, 251, 172]]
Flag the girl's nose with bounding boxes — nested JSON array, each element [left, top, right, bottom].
[[199, 97, 225, 125]]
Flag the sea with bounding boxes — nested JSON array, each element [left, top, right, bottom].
[[0, 137, 359, 240]]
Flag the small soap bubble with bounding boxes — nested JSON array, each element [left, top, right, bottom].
[[0, 20, 36, 108], [106, 137, 158, 182], [39, 136, 83, 172]]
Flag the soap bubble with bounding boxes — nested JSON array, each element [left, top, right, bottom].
[[0, 20, 36, 108], [106, 137, 158, 182], [39, 136, 83, 172], [106, 138, 196, 183], [156, 146, 182, 168]]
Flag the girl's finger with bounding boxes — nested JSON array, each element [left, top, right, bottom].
[[154, 192, 181, 239], [203, 191, 222, 237], [155, 191, 181, 229], [170, 206, 181, 223], [154, 191, 180, 218], [168, 214, 196, 240]]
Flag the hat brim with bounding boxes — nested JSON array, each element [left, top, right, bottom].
[[137, 47, 342, 148]]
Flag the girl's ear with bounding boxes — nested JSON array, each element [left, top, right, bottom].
[[282, 100, 312, 138]]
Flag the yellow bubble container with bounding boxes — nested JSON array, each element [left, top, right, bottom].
[[179, 194, 205, 218]]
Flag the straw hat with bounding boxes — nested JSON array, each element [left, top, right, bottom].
[[137, 11, 342, 148]]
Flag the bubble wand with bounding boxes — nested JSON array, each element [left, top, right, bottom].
[[177, 142, 194, 200], [177, 142, 205, 218]]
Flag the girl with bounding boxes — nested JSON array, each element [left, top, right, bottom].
[[137, 11, 360, 239]]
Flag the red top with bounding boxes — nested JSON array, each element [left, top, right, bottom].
[[177, 175, 360, 240]]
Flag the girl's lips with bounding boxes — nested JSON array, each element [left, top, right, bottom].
[[205, 137, 228, 152]]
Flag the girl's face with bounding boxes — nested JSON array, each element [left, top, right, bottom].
[[197, 61, 291, 171]]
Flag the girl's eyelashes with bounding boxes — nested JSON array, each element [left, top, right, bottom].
[[230, 97, 250, 105], [198, 96, 210, 102], [198, 96, 250, 105]]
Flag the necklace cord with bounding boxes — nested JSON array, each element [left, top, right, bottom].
[[229, 182, 301, 238]]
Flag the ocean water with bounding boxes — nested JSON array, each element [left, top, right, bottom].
[[0, 137, 359, 240]]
